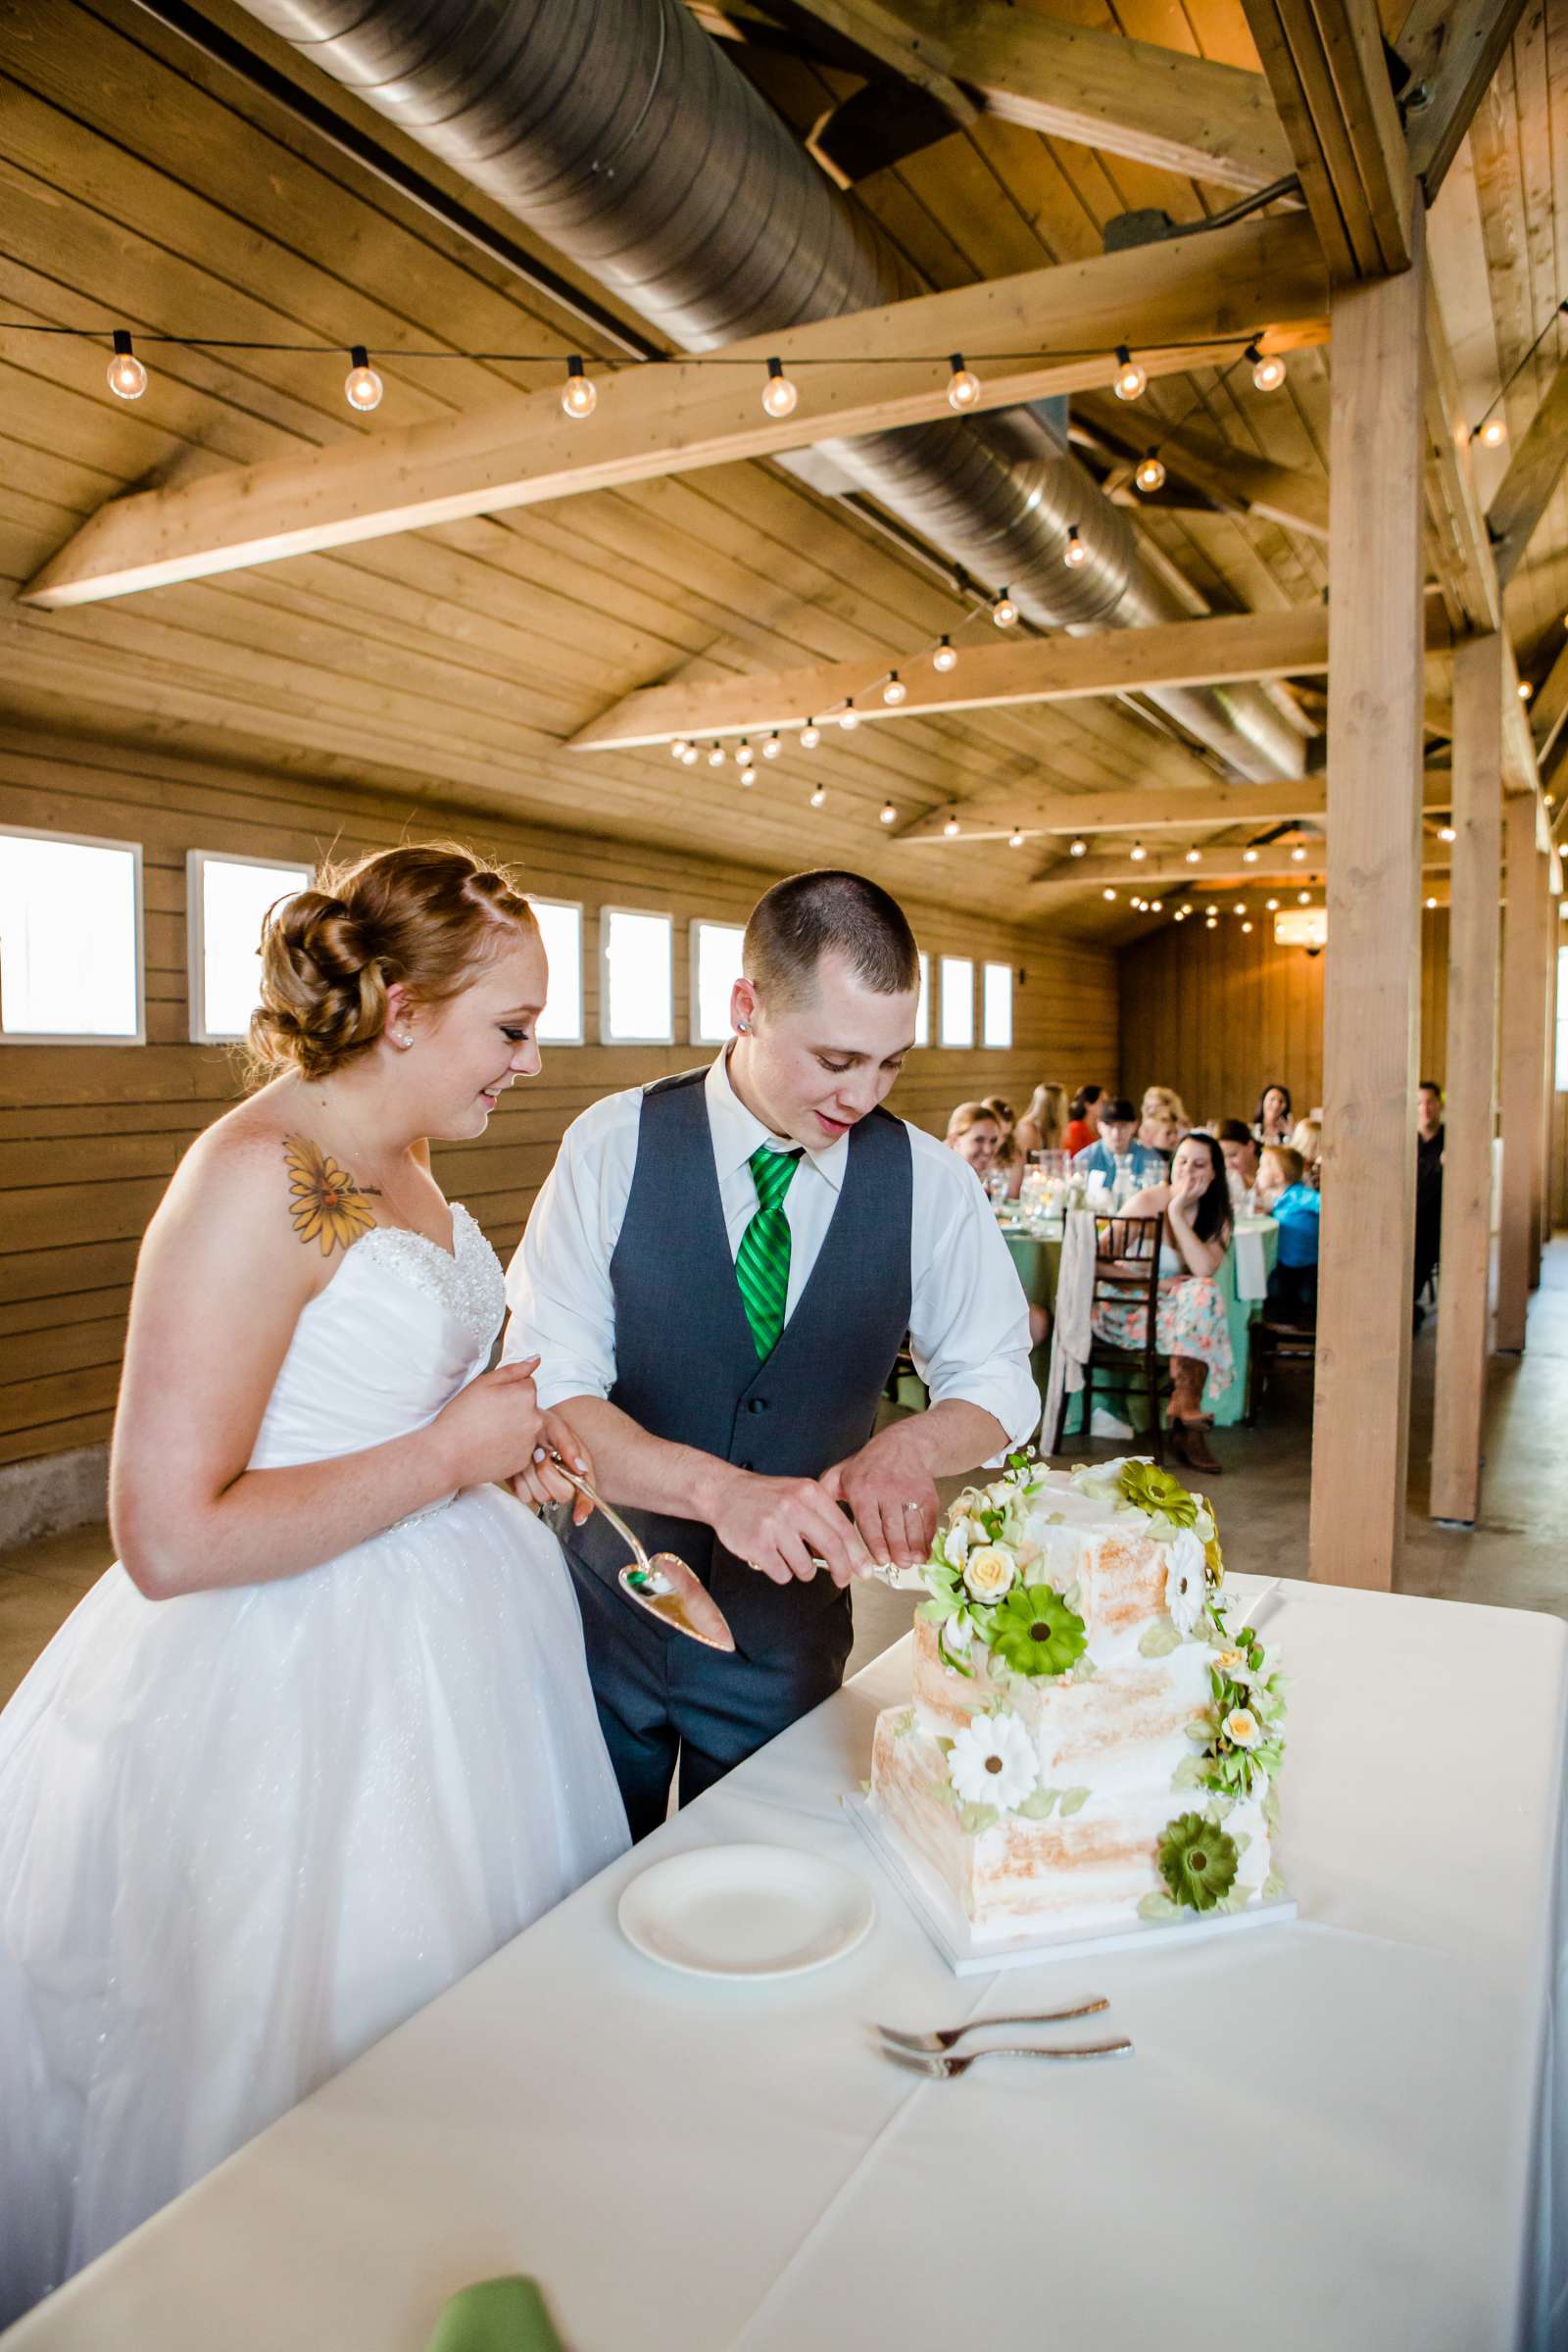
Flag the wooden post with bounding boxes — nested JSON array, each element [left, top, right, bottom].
[[1429, 633, 1502, 1524], [1497, 797, 1544, 1348], [1534, 862, 1555, 1276], [1309, 207, 1429, 1591]]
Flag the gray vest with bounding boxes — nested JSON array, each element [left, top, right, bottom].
[[568, 1069, 913, 1656]]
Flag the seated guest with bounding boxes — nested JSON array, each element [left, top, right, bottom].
[[1216, 1118, 1260, 1213], [945, 1101, 1004, 1186], [1137, 1086, 1184, 1164], [981, 1095, 1026, 1200], [1092, 1132, 1235, 1477], [1015, 1081, 1069, 1161], [1288, 1116, 1322, 1190], [1254, 1082, 1293, 1146], [1073, 1097, 1166, 1189], [1257, 1144, 1320, 1321], [1061, 1084, 1103, 1160]]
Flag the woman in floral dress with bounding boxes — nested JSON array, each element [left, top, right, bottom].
[[1091, 1130, 1234, 1476]]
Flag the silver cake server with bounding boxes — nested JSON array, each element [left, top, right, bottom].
[[556, 1467, 736, 1652]]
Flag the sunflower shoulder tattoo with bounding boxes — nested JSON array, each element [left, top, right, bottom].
[[283, 1134, 379, 1256]]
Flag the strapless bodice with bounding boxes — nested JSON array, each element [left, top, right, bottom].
[[247, 1202, 504, 1470]]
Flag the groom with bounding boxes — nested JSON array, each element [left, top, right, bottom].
[[505, 869, 1037, 1839]]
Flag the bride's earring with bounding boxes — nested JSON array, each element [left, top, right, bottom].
[[395, 1030, 414, 1050]]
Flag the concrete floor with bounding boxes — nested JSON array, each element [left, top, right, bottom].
[[3, 1239, 1564, 1708]]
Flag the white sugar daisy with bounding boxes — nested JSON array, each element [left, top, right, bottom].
[[948, 1711, 1039, 1811], [1163, 1528, 1207, 1637]]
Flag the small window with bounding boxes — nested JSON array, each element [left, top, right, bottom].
[[693, 920, 746, 1046], [187, 851, 313, 1043], [602, 907, 673, 1044], [983, 961, 1013, 1050], [939, 955, 974, 1050], [529, 898, 584, 1046], [914, 951, 930, 1048], [0, 828, 143, 1044]]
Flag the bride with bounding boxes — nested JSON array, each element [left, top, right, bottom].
[[0, 844, 629, 2322]]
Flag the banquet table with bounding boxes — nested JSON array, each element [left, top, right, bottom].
[[1004, 1213, 1280, 1430], [7, 1574, 1566, 2352]]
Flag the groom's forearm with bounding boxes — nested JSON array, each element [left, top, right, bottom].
[[868, 1398, 1010, 1479], [550, 1396, 740, 1522]]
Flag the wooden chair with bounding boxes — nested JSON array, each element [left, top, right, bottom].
[[1051, 1213, 1170, 1464], [1250, 1314, 1316, 1416]]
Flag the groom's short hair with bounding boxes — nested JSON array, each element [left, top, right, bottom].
[[745, 870, 919, 1008]]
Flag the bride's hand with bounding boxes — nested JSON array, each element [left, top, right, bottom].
[[511, 1411, 597, 1526], [429, 1358, 565, 1492]]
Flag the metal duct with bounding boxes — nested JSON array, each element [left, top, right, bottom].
[[238, 0, 1303, 781]]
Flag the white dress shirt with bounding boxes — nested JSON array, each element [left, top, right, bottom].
[[505, 1050, 1039, 1455]]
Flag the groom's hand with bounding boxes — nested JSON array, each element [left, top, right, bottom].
[[706, 1466, 871, 1589], [821, 1428, 938, 1572]]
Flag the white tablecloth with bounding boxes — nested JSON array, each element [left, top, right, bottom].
[[7, 1575, 1567, 2352], [1233, 1215, 1277, 1302]]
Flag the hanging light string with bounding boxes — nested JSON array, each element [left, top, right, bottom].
[[1467, 297, 1567, 447]]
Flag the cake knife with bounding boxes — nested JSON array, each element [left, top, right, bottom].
[[554, 1467, 737, 1652]]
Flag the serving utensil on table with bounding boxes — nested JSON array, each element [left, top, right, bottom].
[[882, 2039, 1133, 2081], [878, 1996, 1110, 2054], [555, 1467, 736, 1652]]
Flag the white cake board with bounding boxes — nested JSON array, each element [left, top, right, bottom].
[[845, 1793, 1297, 1977]]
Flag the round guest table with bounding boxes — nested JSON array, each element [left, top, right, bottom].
[[6, 1573, 1563, 2352]]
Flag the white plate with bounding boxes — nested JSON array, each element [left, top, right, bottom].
[[617, 1842, 877, 1980]]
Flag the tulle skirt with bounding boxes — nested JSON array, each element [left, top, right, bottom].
[[0, 1483, 627, 2323]]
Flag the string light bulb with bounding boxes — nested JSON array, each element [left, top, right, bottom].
[[740, 768, 756, 789], [1247, 341, 1287, 393], [1298, 891, 1310, 905], [879, 802, 897, 825], [800, 721, 820, 750], [943, 814, 960, 837], [680, 744, 700, 766], [809, 784, 826, 808], [1102, 887, 1117, 902], [1063, 525, 1089, 568], [1008, 827, 1025, 849], [1439, 825, 1456, 842], [1291, 845, 1306, 861], [1242, 847, 1258, 863], [1151, 900, 1163, 912], [1242, 921, 1253, 933], [1266, 898, 1279, 911], [839, 706, 859, 731], [1426, 896, 1438, 910], [1206, 916, 1218, 930], [106, 329, 147, 401], [709, 744, 726, 767], [761, 357, 798, 418], [1477, 416, 1507, 448], [1135, 451, 1166, 494], [1185, 849, 1200, 864], [993, 589, 1018, 627], [1113, 345, 1147, 401], [1130, 841, 1147, 861], [883, 672, 906, 706], [670, 738, 690, 760], [344, 345, 383, 412], [1234, 902, 1248, 914], [933, 635, 957, 673], [735, 739, 755, 768], [947, 354, 981, 412], [761, 733, 782, 760], [1518, 680, 1534, 701], [562, 356, 597, 418], [1069, 838, 1088, 857]]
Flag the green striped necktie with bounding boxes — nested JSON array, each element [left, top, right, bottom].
[[735, 1144, 805, 1360]]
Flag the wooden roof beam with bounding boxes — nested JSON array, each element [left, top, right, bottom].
[[1025, 839, 1449, 898], [1240, 0, 1413, 281], [1396, 0, 1533, 203], [1486, 357, 1568, 589], [20, 211, 1327, 611], [900, 768, 1456, 842], [1074, 394, 1330, 541], [1532, 636, 1568, 770]]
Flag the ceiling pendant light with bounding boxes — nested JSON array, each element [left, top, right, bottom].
[[879, 802, 897, 825], [1113, 344, 1147, 401], [933, 634, 957, 672], [993, 589, 1018, 627], [1246, 340, 1287, 393], [344, 345, 384, 412], [1063, 525, 1089, 568], [882, 672, 906, 706], [106, 329, 147, 401], [800, 721, 821, 750], [761, 732, 782, 759], [1135, 450, 1166, 494], [943, 814, 960, 837], [761, 356, 798, 417], [946, 353, 981, 412], [562, 356, 597, 418]]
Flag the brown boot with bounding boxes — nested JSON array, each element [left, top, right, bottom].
[[1168, 1355, 1222, 1475], [1169, 1417, 1223, 1477]]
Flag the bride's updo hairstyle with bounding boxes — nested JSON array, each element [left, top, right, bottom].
[[246, 843, 538, 1085]]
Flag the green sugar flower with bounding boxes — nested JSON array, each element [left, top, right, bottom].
[[1118, 1459, 1200, 1530], [1157, 1811, 1240, 1913], [987, 1584, 1087, 1679]]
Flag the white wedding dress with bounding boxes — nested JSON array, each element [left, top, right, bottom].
[[0, 1204, 628, 2323]]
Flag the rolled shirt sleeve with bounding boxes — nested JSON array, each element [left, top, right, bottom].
[[906, 1131, 1040, 1458], [503, 1094, 637, 1410]]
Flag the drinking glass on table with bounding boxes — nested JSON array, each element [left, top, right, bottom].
[[984, 1168, 1010, 1210]]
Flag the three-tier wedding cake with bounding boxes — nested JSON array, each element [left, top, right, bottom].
[[865, 1453, 1287, 1941]]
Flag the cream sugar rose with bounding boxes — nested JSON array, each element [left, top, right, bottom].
[[866, 1454, 1288, 1940]]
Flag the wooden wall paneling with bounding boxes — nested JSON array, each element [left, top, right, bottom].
[[1496, 793, 1544, 1347], [1430, 632, 1503, 1525], [1309, 216, 1430, 1592], [0, 728, 1118, 1468]]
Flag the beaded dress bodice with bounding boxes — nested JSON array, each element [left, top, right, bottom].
[[247, 1203, 505, 1471]]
